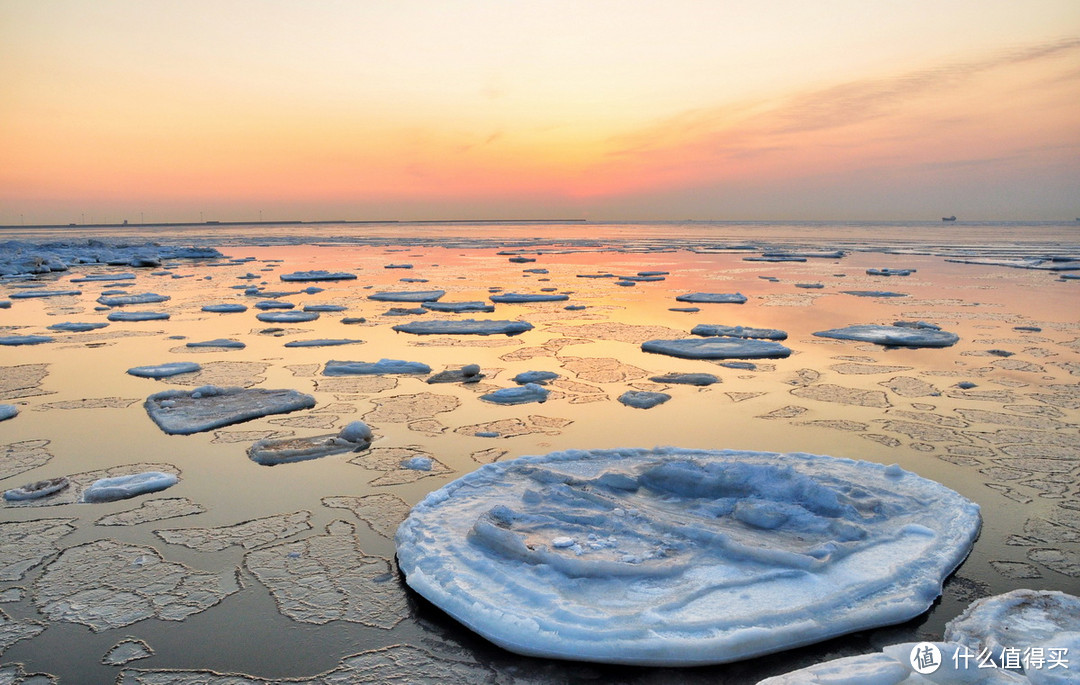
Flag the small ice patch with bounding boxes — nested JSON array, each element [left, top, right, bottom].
[[814, 324, 959, 348], [642, 337, 792, 359], [649, 372, 719, 386], [368, 290, 445, 302], [144, 386, 317, 435], [9, 289, 83, 299], [96, 292, 169, 307], [422, 301, 496, 313], [0, 335, 54, 345], [256, 310, 319, 323], [127, 362, 201, 378], [47, 322, 111, 332], [490, 292, 569, 303], [0, 404, 19, 421], [691, 324, 787, 340], [676, 292, 747, 304], [82, 471, 178, 503], [201, 303, 248, 313], [480, 383, 549, 405], [402, 456, 433, 471], [512, 371, 559, 385], [283, 339, 364, 348], [617, 391, 671, 409], [392, 319, 533, 336], [107, 311, 169, 321], [323, 359, 432, 375], [279, 270, 357, 281], [186, 338, 245, 349]]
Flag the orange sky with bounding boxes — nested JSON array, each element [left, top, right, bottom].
[[1, 1, 1078, 224]]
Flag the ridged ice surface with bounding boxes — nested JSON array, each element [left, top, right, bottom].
[[396, 447, 981, 666]]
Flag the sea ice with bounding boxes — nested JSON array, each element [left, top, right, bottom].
[[841, 290, 907, 298], [944, 589, 1080, 665], [186, 338, 246, 349], [248, 421, 373, 465], [489, 292, 569, 303], [866, 268, 915, 276], [617, 390, 671, 408], [0, 518, 76, 580], [103, 638, 154, 666], [279, 270, 357, 281], [127, 362, 201, 378], [283, 338, 364, 347], [814, 324, 960, 348], [155, 511, 312, 551], [691, 324, 788, 340], [303, 303, 347, 312], [422, 301, 496, 313], [392, 319, 534, 336], [8, 289, 82, 299], [47, 321, 110, 332], [649, 372, 719, 386], [96, 292, 170, 306], [642, 337, 793, 359], [3, 476, 69, 501], [254, 300, 296, 309], [201, 303, 248, 313], [144, 386, 317, 434], [368, 290, 445, 302], [0, 335, 54, 345], [427, 364, 484, 384], [81, 471, 179, 502], [480, 383, 550, 405], [513, 370, 560, 385], [70, 272, 136, 282], [107, 311, 169, 321], [0, 405, 17, 422], [676, 292, 747, 304], [255, 310, 319, 323], [395, 447, 981, 666], [324, 359, 432, 375]]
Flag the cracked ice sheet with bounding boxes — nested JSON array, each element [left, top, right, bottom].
[[154, 512, 312, 551], [0, 519, 76, 580], [0, 440, 54, 481], [32, 539, 240, 632], [395, 447, 981, 666], [243, 520, 407, 628], [3, 462, 181, 508]]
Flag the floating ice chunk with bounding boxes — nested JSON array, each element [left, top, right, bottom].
[[144, 386, 317, 434], [649, 372, 719, 386], [324, 359, 432, 375], [618, 390, 670, 408], [384, 263, 413, 269], [509, 256, 536, 263], [422, 301, 496, 313], [0, 405, 18, 421], [107, 311, 169, 321], [944, 589, 1080, 665], [248, 421, 373, 466], [0, 301, 9, 308], [279, 270, 357, 281], [368, 290, 444, 302], [395, 447, 980, 666], [186, 338, 245, 349], [795, 282, 824, 289], [103, 638, 154, 666], [691, 324, 788, 340], [70, 272, 136, 282], [255, 310, 319, 323], [403, 456, 433, 471], [0, 335, 54, 345], [3, 476, 69, 501], [814, 324, 959, 348], [675, 292, 747, 304], [303, 303, 347, 312], [127, 362, 201, 378], [490, 292, 569, 303], [96, 292, 169, 307], [47, 321, 110, 332], [9, 289, 82, 298], [669, 306, 700, 312], [642, 337, 792, 359], [866, 268, 915, 276], [339, 420, 374, 443], [254, 300, 295, 309], [393, 319, 534, 336], [82, 471, 178, 502], [565, 304, 587, 311], [841, 290, 907, 298], [283, 338, 364, 347], [513, 371, 559, 385], [427, 364, 485, 384], [744, 255, 806, 262], [201, 303, 248, 313], [480, 383, 549, 405]]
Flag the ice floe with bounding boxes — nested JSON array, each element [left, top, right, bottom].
[[512, 370, 560, 385], [283, 338, 364, 347], [490, 292, 569, 303], [144, 385, 317, 434], [642, 337, 793, 359], [127, 361, 201, 378], [248, 421, 373, 465], [392, 319, 534, 336], [945, 589, 1080, 668], [422, 300, 496, 313], [867, 268, 915, 276], [0, 518, 76, 580], [46, 321, 110, 332], [676, 292, 748, 304], [303, 303, 348, 312], [617, 390, 671, 408], [395, 447, 981, 666], [3, 476, 69, 501], [186, 338, 246, 349], [368, 290, 445, 302], [427, 364, 484, 384], [255, 310, 319, 323], [103, 638, 154, 666], [253, 300, 295, 309], [324, 359, 432, 375], [649, 372, 719, 386], [0, 335, 54, 346], [0, 405, 17, 422], [201, 303, 248, 313], [814, 324, 960, 348], [155, 511, 311, 551], [279, 269, 357, 281], [691, 324, 788, 340], [841, 290, 907, 298], [96, 292, 169, 307], [82, 471, 179, 502], [9, 289, 82, 299], [480, 383, 550, 405], [107, 311, 169, 321]]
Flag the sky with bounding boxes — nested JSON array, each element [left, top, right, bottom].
[[1, 1, 1079, 224]]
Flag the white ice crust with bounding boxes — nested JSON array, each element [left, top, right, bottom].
[[676, 292, 748, 304], [944, 589, 1080, 666], [642, 337, 793, 359], [489, 292, 569, 303], [480, 383, 549, 405], [814, 324, 959, 348], [396, 448, 981, 666], [323, 359, 432, 375], [82, 472, 179, 503], [392, 319, 534, 336], [144, 385, 316, 434], [127, 362, 201, 378], [368, 290, 445, 302], [691, 324, 788, 340], [0, 405, 18, 421], [279, 270, 357, 281]]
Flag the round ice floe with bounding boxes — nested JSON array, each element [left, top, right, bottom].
[[641, 337, 792, 359], [279, 270, 357, 282], [617, 390, 670, 409], [691, 324, 787, 340], [368, 290, 445, 302], [392, 319, 534, 336], [3, 476, 69, 501], [489, 292, 569, 303], [107, 311, 169, 321], [201, 303, 248, 313], [127, 362, 201, 378], [814, 324, 959, 348], [0, 335, 54, 345], [47, 322, 110, 332], [255, 310, 319, 323], [82, 471, 178, 503], [339, 420, 374, 444], [0, 404, 18, 421], [944, 589, 1080, 663], [395, 447, 980, 666], [480, 383, 549, 405], [675, 292, 747, 304]]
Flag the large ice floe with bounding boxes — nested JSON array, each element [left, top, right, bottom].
[[691, 324, 788, 340], [278, 269, 357, 281], [814, 324, 960, 348], [248, 420, 373, 465], [676, 292, 748, 304], [642, 337, 793, 359], [395, 447, 981, 666], [392, 319, 534, 336], [324, 359, 432, 375], [127, 361, 200, 378], [489, 292, 569, 303], [144, 385, 316, 434], [367, 290, 445, 302]]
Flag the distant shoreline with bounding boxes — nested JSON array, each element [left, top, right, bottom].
[[0, 219, 589, 230]]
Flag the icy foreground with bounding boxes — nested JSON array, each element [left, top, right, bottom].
[[395, 448, 981, 666]]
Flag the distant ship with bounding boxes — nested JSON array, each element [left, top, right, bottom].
[[942, 216, 957, 222]]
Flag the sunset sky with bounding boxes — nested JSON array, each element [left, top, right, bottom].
[[2, 1, 1078, 224]]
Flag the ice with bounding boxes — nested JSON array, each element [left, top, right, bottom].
[[8, 289, 82, 298], [675, 292, 748, 304], [617, 390, 671, 408], [403, 455, 434, 471], [96, 497, 206, 526], [323, 359, 432, 375], [393, 318, 534, 336], [0, 610, 46, 657], [279, 269, 357, 281], [33, 539, 239, 631], [691, 324, 788, 340], [649, 372, 719, 386], [0, 405, 17, 421], [395, 447, 980, 666], [513, 370, 560, 385], [144, 386, 317, 434], [0, 335, 54, 346], [814, 324, 960, 348], [944, 589, 1080, 665], [248, 421, 372, 465], [155, 511, 311, 551], [82, 471, 179, 502], [841, 290, 908, 297], [3, 477, 69, 501], [96, 292, 169, 306], [69, 272, 136, 282], [367, 289, 445, 302], [126, 361, 200, 378], [186, 338, 245, 349], [201, 303, 248, 312], [423, 300, 496, 312], [480, 383, 550, 405], [0, 519, 76, 580], [283, 338, 364, 347], [427, 364, 484, 383], [303, 303, 347, 312], [642, 337, 793, 359], [0, 440, 54, 481], [867, 268, 915, 276], [490, 292, 569, 303], [107, 311, 169, 321], [46, 321, 110, 332], [253, 300, 295, 309], [103, 638, 154, 666], [255, 310, 319, 322]]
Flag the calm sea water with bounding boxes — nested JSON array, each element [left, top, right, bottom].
[[1, 221, 1077, 683]]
